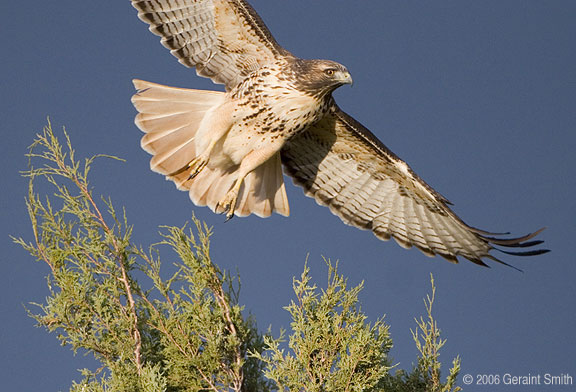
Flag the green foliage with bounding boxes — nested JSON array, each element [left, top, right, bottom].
[[253, 263, 462, 392], [379, 276, 462, 392], [410, 275, 461, 392], [253, 261, 392, 391], [15, 123, 461, 391], [16, 123, 269, 391]]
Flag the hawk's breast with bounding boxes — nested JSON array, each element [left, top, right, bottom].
[[220, 64, 329, 163]]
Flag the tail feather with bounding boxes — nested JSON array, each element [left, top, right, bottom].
[[134, 100, 201, 114], [193, 166, 237, 208], [149, 138, 197, 174], [236, 171, 259, 217], [132, 79, 225, 175], [133, 79, 224, 103], [139, 111, 206, 136], [132, 79, 290, 218], [141, 123, 195, 156], [272, 156, 290, 216], [235, 153, 289, 217]]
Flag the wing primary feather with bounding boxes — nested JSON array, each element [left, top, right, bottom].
[[282, 105, 549, 267], [484, 255, 523, 272], [499, 240, 544, 248], [479, 227, 547, 246], [498, 248, 551, 257], [467, 227, 511, 236]]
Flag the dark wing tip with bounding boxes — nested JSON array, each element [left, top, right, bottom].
[[482, 227, 547, 247], [499, 249, 551, 257], [485, 255, 524, 272], [480, 227, 549, 271]]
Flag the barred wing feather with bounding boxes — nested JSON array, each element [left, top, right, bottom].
[[131, 0, 290, 89], [281, 106, 548, 267]]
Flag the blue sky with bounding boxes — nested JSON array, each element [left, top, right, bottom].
[[2, 1, 575, 390]]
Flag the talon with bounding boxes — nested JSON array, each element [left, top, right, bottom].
[[217, 189, 239, 221], [169, 156, 208, 178], [187, 157, 208, 179]]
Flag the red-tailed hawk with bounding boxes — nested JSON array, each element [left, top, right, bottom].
[[130, 0, 547, 267]]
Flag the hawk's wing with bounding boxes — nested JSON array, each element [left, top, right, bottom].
[[281, 106, 547, 267], [131, 0, 290, 90]]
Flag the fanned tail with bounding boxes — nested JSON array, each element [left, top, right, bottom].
[[132, 79, 289, 218]]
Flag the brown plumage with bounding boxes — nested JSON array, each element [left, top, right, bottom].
[[130, 0, 548, 267]]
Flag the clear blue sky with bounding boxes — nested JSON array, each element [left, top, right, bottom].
[[2, 1, 575, 390]]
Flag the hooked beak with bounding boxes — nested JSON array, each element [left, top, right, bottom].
[[340, 70, 353, 86]]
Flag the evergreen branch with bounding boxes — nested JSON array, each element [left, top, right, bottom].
[[25, 123, 144, 372], [119, 256, 143, 373], [15, 122, 462, 391]]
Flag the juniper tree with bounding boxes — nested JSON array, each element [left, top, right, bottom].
[[14, 123, 461, 391]]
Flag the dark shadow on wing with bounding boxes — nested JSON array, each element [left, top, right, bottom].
[[282, 105, 549, 268]]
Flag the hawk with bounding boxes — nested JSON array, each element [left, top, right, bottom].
[[130, 0, 548, 267]]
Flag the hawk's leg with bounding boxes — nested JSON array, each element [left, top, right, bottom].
[[217, 144, 282, 220], [168, 154, 209, 179], [217, 188, 240, 222], [168, 103, 235, 179]]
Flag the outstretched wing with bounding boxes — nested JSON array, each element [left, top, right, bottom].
[[281, 106, 548, 267], [131, 0, 291, 89]]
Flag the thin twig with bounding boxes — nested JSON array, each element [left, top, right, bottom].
[[50, 138, 144, 372]]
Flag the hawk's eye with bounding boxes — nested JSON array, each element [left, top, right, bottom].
[[324, 69, 335, 77]]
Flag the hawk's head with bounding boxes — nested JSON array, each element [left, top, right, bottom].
[[290, 59, 353, 98]]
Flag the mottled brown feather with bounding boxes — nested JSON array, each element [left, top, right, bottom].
[[281, 105, 548, 265], [131, 0, 292, 90]]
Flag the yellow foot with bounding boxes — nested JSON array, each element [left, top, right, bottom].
[[216, 190, 238, 221], [168, 156, 208, 179], [186, 156, 208, 180]]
